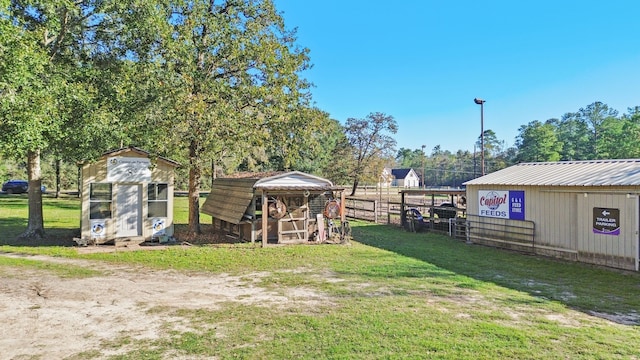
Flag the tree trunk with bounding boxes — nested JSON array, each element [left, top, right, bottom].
[[350, 178, 359, 196], [188, 140, 202, 234], [55, 158, 61, 198], [20, 149, 45, 240], [77, 165, 81, 198]]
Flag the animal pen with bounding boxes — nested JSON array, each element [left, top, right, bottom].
[[399, 189, 467, 233], [338, 188, 467, 235]]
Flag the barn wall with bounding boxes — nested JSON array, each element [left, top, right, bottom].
[[466, 184, 639, 271], [530, 187, 578, 252], [577, 192, 638, 270]]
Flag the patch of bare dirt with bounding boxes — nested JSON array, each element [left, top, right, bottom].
[[0, 253, 328, 359]]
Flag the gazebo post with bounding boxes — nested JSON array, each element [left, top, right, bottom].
[[340, 189, 346, 223], [261, 190, 268, 247]]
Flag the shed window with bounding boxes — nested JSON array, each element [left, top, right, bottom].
[[89, 183, 112, 219], [148, 183, 168, 217]]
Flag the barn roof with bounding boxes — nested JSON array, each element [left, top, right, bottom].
[[391, 168, 415, 179], [463, 159, 640, 186], [200, 171, 341, 224]]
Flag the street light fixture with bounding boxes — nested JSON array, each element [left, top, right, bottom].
[[474, 98, 486, 176]]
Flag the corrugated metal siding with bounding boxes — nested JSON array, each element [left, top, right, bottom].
[[577, 193, 638, 269], [531, 188, 577, 250], [200, 178, 257, 224], [467, 183, 639, 270], [201, 172, 338, 225], [464, 159, 640, 186]]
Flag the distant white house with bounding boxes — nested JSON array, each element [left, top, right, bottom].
[[382, 168, 420, 188]]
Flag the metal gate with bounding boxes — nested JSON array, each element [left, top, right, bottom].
[[457, 214, 536, 252]]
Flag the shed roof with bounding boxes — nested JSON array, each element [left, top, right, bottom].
[[100, 146, 180, 167], [254, 171, 336, 190], [200, 178, 257, 224], [463, 159, 640, 186]]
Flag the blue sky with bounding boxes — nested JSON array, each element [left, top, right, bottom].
[[273, 0, 640, 154]]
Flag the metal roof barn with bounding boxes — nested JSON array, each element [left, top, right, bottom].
[[463, 159, 640, 271]]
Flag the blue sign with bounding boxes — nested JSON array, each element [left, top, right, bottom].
[[509, 190, 525, 220]]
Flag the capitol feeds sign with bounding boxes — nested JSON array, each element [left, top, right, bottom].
[[478, 190, 525, 220]]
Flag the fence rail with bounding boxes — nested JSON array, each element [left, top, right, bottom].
[[344, 197, 466, 234]]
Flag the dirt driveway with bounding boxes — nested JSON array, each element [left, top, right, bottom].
[[0, 252, 326, 359]]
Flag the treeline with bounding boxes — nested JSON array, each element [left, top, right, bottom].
[[395, 102, 640, 187], [2, 101, 638, 193]]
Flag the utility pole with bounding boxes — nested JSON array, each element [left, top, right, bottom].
[[474, 98, 486, 176]]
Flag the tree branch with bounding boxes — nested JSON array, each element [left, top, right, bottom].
[[48, 7, 70, 61]]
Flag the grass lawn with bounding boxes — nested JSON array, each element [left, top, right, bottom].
[[1, 195, 639, 359]]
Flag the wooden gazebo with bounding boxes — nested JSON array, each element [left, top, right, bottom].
[[201, 171, 346, 245]]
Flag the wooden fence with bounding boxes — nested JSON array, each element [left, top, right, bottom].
[[344, 197, 465, 233]]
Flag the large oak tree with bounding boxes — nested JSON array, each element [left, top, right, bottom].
[[123, 0, 313, 234]]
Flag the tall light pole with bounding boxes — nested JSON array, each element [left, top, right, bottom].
[[421, 144, 426, 189], [474, 98, 486, 176]]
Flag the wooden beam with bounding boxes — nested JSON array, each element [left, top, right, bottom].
[[340, 190, 346, 223], [261, 190, 268, 247], [400, 191, 406, 227]]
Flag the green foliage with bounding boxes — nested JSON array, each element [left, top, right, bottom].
[[112, 0, 315, 231], [0, 0, 138, 238], [515, 120, 561, 162], [416, 101, 640, 187], [344, 112, 398, 193]]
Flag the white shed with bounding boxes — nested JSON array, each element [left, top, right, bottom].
[[80, 147, 179, 245], [463, 159, 640, 271]]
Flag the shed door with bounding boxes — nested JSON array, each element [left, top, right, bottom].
[[116, 184, 141, 237]]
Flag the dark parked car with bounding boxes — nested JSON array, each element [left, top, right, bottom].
[[2, 180, 46, 194], [433, 202, 458, 219]]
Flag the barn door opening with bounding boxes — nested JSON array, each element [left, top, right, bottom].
[[116, 184, 141, 237]]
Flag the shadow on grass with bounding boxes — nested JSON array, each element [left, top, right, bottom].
[[173, 224, 246, 245], [352, 222, 640, 324], [0, 217, 28, 239], [43, 199, 81, 210], [0, 197, 29, 207], [0, 223, 78, 247]]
